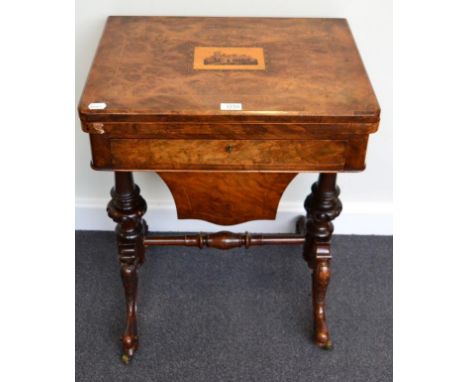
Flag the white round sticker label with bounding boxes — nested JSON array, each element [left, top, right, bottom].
[[88, 102, 107, 110]]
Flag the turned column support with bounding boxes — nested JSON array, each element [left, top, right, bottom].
[[303, 173, 342, 349], [107, 172, 147, 363]]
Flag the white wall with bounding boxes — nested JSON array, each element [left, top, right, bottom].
[[75, 0, 392, 234]]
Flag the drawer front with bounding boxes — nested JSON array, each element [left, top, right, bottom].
[[109, 139, 347, 171]]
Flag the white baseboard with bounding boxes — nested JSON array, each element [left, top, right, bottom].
[[75, 199, 392, 235]]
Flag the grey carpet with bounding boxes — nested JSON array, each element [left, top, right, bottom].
[[76, 231, 392, 382]]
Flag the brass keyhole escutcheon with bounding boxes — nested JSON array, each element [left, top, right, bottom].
[[225, 144, 233, 153]]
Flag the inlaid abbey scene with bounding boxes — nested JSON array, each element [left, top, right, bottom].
[[193, 46, 266, 70], [204, 51, 258, 65], [78, 16, 380, 363]]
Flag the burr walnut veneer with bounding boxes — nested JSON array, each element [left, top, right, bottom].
[[79, 16, 380, 363]]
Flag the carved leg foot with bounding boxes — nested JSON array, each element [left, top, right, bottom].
[[107, 172, 147, 363], [313, 256, 333, 349], [120, 262, 139, 363], [303, 173, 342, 349]]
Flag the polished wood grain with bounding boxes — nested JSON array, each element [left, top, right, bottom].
[[158, 172, 296, 225], [81, 121, 378, 138], [78, 16, 379, 124], [110, 139, 346, 171], [78, 16, 380, 362], [79, 17, 380, 174], [88, 134, 370, 172]]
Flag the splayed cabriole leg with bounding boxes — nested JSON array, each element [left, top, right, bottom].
[[107, 172, 147, 363], [303, 173, 342, 349]]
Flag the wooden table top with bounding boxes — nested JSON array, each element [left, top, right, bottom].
[[79, 16, 379, 124]]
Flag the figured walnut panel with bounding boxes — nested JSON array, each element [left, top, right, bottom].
[[110, 139, 346, 171], [158, 172, 297, 225], [78, 17, 380, 124], [85, 122, 379, 138]]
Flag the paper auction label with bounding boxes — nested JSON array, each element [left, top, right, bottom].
[[220, 103, 243, 111]]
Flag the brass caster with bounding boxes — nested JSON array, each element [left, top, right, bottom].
[[318, 339, 333, 350], [121, 354, 131, 364]]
